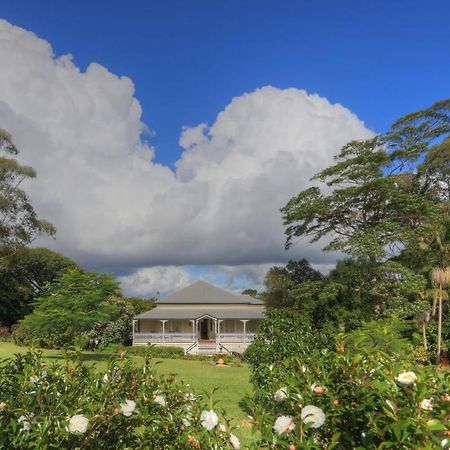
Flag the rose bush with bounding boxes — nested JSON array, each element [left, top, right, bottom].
[[248, 320, 450, 449], [0, 350, 240, 449]]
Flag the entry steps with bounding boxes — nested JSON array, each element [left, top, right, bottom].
[[184, 342, 233, 355]]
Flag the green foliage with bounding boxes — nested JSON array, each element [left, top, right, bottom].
[[0, 246, 78, 326], [126, 296, 156, 315], [282, 99, 450, 262], [244, 309, 331, 391], [261, 259, 323, 308], [0, 350, 239, 449], [241, 288, 259, 298], [127, 345, 185, 359], [370, 262, 428, 319], [0, 129, 55, 249], [87, 295, 136, 349], [250, 322, 450, 449], [12, 269, 120, 347]]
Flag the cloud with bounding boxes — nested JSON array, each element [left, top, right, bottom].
[[0, 18, 374, 291], [119, 266, 193, 297]]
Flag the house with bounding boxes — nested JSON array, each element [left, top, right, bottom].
[[132, 280, 265, 355]]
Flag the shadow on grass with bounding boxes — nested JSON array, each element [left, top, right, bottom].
[[41, 351, 117, 364], [79, 352, 117, 363], [238, 396, 254, 417]]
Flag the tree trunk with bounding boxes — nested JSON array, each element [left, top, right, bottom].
[[436, 284, 443, 365], [422, 320, 428, 350]]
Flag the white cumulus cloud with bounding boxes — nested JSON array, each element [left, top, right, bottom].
[[0, 19, 374, 295]]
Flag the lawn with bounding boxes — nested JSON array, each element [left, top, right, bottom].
[[0, 342, 256, 446]]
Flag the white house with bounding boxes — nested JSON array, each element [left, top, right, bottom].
[[132, 280, 265, 355]]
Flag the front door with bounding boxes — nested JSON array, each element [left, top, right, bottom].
[[200, 318, 209, 340]]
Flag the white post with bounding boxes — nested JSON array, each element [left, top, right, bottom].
[[132, 320, 137, 345], [161, 320, 167, 343], [241, 320, 248, 342], [217, 320, 223, 343], [190, 320, 196, 343]]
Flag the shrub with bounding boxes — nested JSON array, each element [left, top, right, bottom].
[[127, 345, 185, 358], [87, 295, 135, 349], [250, 322, 450, 449], [0, 350, 240, 449], [0, 325, 11, 341], [244, 309, 331, 390]]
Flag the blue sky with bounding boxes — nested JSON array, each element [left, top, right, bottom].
[[3, 0, 449, 166], [0, 1, 449, 295]]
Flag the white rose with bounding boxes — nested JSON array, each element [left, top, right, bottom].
[[120, 399, 136, 417], [273, 415, 295, 435], [18, 414, 32, 431], [182, 418, 191, 427], [66, 414, 89, 433], [420, 398, 433, 411], [230, 433, 241, 449], [301, 405, 325, 429], [200, 409, 218, 431], [274, 387, 288, 402], [396, 371, 417, 385], [154, 395, 166, 407]]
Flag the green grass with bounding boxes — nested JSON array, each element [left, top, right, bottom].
[[0, 342, 256, 446]]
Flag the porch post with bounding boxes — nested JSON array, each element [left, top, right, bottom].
[[132, 320, 137, 345], [241, 320, 248, 342], [190, 320, 196, 343], [160, 320, 168, 343], [217, 320, 223, 343]]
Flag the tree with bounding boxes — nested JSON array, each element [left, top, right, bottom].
[[12, 269, 121, 347], [241, 288, 258, 298], [285, 258, 323, 283], [282, 99, 450, 262], [260, 265, 292, 307], [126, 296, 156, 315], [261, 259, 324, 308], [0, 130, 55, 250], [431, 267, 450, 364], [0, 247, 78, 326]]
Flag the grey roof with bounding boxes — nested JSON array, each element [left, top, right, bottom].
[[135, 305, 265, 320], [239, 294, 264, 305], [157, 280, 264, 305]]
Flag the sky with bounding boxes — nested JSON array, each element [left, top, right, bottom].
[[0, 1, 449, 296]]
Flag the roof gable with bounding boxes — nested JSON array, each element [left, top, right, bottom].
[[157, 280, 264, 305]]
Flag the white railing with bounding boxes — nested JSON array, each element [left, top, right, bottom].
[[133, 332, 257, 345], [217, 333, 256, 343], [133, 333, 195, 344]]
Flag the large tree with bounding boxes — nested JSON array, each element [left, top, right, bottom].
[[282, 99, 450, 262], [12, 268, 121, 347], [0, 247, 77, 326], [261, 258, 323, 308], [0, 129, 55, 250]]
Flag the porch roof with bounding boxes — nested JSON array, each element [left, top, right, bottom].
[[134, 305, 265, 320]]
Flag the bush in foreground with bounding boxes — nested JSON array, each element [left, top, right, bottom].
[[0, 350, 240, 449], [248, 321, 450, 449]]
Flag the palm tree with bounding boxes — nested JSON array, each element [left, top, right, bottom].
[[431, 267, 450, 364]]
